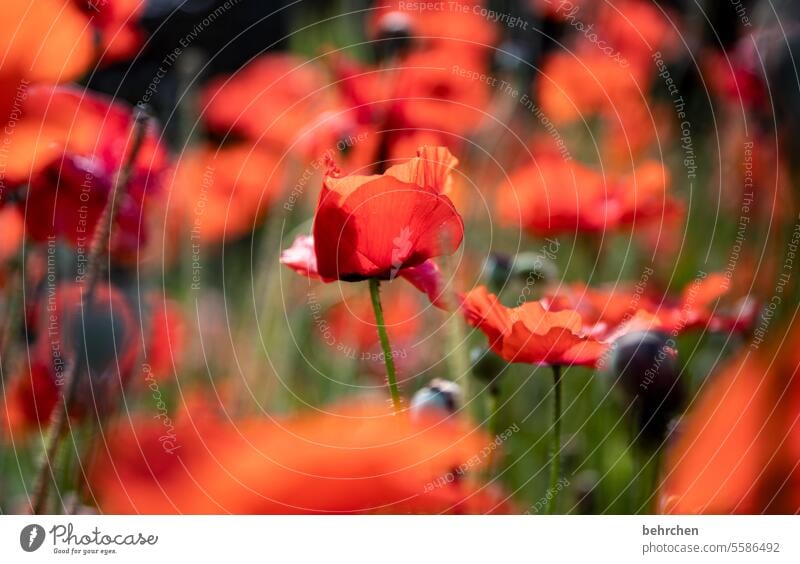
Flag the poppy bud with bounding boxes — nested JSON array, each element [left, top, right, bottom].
[[483, 252, 558, 294], [373, 11, 414, 63], [573, 470, 599, 515], [36, 283, 139, 418], [410, 378, 461, 416], [611, 330, 683, 448], [469, 346, 507, 383]]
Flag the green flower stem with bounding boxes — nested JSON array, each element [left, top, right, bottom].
[[369, 278, 401, 413], [546, 365, 563, 514], [29, 111, 148, 514], [485, 378, 501, 475]]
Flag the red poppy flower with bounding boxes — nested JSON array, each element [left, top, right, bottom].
[[143, 293, 185, 382], [3, 86, 168, 261], [281, 146, 462, 288], [543, 273, 753, 337], [660, 342, 800, 514], [88, 401, 514, 514], [2, 283, 139, 434], [168, 143, 284, 244], [461, 286, 609, 367], [71, 0, 146, 64], [390, 48, 491, 135], [201, 54, 331, 151], [497, 155, 680, 236], [330, 48, 490, 138], [0, 0, 92, 126]]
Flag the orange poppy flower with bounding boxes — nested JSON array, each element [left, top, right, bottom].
[[596, 0, 679, 71], [71, 0, 146, 64], [537, 49, 648, 125], [201, 54, 332, 151], [2, 282, 139, 434], [0, 0, 92, 126], [168, 143, 284, 244], [281, 146, 462, 287], [660, 342, 800, 514], [330, 47, 490, 138], [497, 155, 679, 236], [2, 86, 168, 260], [461, 286, 610, 367], [88, 401, 513, 514], [390, 48, 491, 136], [543, 273, 753, 337]]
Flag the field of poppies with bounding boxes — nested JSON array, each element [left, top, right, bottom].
[[0, 0, 799, 516]]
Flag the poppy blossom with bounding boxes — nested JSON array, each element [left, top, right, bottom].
[[2, 86, 168, 261], [281, 146, 462, 290], [543, 273, 753, 337], [88, 401, 513, 514], [0, 0, 92, 126], [497, 155, 679, 236], [461, 286, 609, 367], [71, 0, 146, 64], [660, 340, 800, 514], [168, 144, 284, 244], [201, 54, 332, 151], [389, 49, 491, 135], [143, 293, 185, 382], [3, 282, 139, 433], [330, 48, 490, 138]]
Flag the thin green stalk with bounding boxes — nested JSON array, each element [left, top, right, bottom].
[[485, 379, 500, 476], [368, 278, 401, 413], [29, 111, 148, 514], [546, 365, 562, 514]]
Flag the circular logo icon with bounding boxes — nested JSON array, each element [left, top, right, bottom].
[[20, 524, 46, 552]]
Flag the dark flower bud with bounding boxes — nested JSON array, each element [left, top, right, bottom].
[[373, 11, 414, 63], [483, 252, 558, 295], [469, 346, 507, 383], [573, 470, 599, 515], [410, 378, 461, 416], [611, 330, 683, 449]]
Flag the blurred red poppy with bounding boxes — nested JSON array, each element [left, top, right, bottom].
[[0, 0, 92, 126], [497, 155, 679, 236], [461, 286, 609, 367], [281, 146, 462, 286], [2, 86, 167, 261], [168, 143, 284, 244], [3, 283, 139, 434], [89, 401, 513, 514], [330, 46, 490, 139], [543, 273, 753, 336], [660, 341, 800, 514], [144, 293, 185, 382], [201, 54, 332, 151], [71, 0, 146, 64]]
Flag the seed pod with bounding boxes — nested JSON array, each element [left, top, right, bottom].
[[410, 378, 462, 416], [611, 330, 683, 449]]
